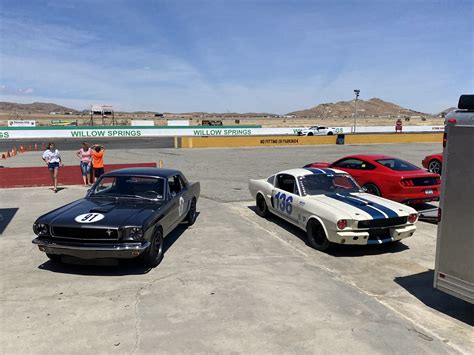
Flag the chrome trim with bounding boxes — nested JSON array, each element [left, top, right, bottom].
[[32, 238, 150, 251]]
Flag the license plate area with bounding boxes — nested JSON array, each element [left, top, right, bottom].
[[425, 189, 433, 195]]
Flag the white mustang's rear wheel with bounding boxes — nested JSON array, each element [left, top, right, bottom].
[[307, 219, 331, 251], [256, 193, 269, 218]]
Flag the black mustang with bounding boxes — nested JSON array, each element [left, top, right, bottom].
[[32, 168, 200, 267]]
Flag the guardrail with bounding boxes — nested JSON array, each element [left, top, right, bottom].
[[0, 125, 443, 140]]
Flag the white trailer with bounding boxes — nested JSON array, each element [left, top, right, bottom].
[[434, 95, 474, 303]]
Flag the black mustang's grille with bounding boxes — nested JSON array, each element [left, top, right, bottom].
[[52, 227, 119, 240], [358, 217, 407, 229]]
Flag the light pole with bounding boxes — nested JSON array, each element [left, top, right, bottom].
[[353, 89, 360, 133]]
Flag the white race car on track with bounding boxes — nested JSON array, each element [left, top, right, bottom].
[[297, 126, 339, 136], [249, 168, 418, 251]]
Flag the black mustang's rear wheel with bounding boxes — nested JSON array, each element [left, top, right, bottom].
[[141, 229, 164, 268], [256, 193, 269, 218], [307, 219, 331, 251], [187, 198, 197, 225]]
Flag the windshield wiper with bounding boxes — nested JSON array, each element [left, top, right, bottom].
[[119, 194, 157, 201]]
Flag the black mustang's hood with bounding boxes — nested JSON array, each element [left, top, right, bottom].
[[38, 197, 162, 228]]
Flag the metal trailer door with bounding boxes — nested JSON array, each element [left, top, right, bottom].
[[434, 118, 474, 303]]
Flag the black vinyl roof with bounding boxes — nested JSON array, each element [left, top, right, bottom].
[[103, 167, 182, 178]]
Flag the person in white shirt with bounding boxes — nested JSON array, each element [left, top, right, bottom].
[[42, 142, 63, 192]]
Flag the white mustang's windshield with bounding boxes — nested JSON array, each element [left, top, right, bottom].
[[90, 176, 166, 200], [298, 174, 362, 196]]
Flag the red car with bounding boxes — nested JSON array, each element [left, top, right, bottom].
[[304, 154, 441, 204], [422, 153, 443, 174]]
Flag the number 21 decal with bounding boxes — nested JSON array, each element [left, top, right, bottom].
[[274, 192, 293, 215]]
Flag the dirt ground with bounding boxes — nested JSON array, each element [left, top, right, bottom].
[[0, 112, 444, 128]]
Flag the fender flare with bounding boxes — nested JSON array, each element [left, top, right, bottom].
[[305, 215, 329, 237]]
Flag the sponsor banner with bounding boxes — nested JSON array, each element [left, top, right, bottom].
[[0, 125, 444, 139], [167, 120, 190, 126], [7, 120, 36, 127], [131, 120, 154, 126]]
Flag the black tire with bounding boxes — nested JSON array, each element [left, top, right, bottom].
[[307, 132, 314, 136], [187, 198, 197, 225], [363, 183, 381, 196], [306, 219, 331, 251], [327, 131, 334, 136], [428, 159, 442, 174], [141, 229, 164, 268], [46, 253, 61, 263], [256, 193, 269, 218]]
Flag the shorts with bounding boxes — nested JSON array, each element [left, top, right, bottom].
[[94, 167, 105, 178], [48, 162, 60, 170], [80, 161, 91, 176]]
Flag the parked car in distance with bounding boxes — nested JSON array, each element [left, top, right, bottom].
[[297, 126, 340, 136], [249, 168, 418, 251], [422, 153, 443, 174], [304, 155, 440, 204], [32, 168, 200, 267]]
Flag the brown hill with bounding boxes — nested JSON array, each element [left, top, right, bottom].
[[289, 98, 429, 118], [0, 102, 77, 113]]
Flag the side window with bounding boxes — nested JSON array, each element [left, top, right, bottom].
[[168, 175, 183, 197], [333, 158, 373, 170], [267, 175, 275, 186], [177, 175, 187, 190], [276, 174, 299, 195]]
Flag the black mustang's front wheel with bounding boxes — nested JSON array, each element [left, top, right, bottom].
[[141, 229, 164, 268], [307, 219, 331, 251], [46, 253, 62, 263]]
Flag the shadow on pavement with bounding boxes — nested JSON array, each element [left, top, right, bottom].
[[395, 270, 474, 326], [0, 208, 18, 235], [247, 205, 409, 257], [36, 212, 200, 276]]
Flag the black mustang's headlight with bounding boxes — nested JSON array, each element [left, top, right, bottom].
[[124, 227, 144, 241], [33, 223, 50, 237]]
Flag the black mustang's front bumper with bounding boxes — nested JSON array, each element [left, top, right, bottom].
[[32, 238, 151, 260]]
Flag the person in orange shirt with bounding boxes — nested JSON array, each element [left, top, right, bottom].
[[90, 144, 105, 179]]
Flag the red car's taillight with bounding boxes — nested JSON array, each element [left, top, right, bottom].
[[337, 219, 348, 230], [401, 179, 414, 186], [408, 213, 418, 223]]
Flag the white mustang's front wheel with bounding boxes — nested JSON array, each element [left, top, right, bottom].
[[307, 219, 331, 251]]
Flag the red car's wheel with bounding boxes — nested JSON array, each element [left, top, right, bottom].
[[428, 159, 442, 174], [363, 183, 381, 196]]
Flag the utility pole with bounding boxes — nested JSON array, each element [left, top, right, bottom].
[[353, 89, 360, 133]]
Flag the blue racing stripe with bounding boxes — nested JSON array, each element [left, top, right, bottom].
[[304, 168, 325, 175], [325, 193, 386, 219], [320, 168, 335, 175], [349, 195, 399, 218]]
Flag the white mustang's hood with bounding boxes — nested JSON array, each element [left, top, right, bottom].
[[308, 192, 415, 221]]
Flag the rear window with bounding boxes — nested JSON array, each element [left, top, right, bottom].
[[376, 159, 420, 171]]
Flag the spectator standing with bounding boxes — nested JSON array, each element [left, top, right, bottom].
[[42, 142, 63, 192], [91, 144, 105, 179], [76, 142, 92, 186]]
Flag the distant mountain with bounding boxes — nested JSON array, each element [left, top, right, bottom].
[[288, 98, 429, 118], [0, 102, 78, 113], [437, 107, 457, 117]]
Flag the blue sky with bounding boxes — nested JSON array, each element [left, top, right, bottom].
[[0, 0, 472, 113]]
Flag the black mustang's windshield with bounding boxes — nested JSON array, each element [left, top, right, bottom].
[[90, 176, 166, 200], [298, 173, 362, 196]]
